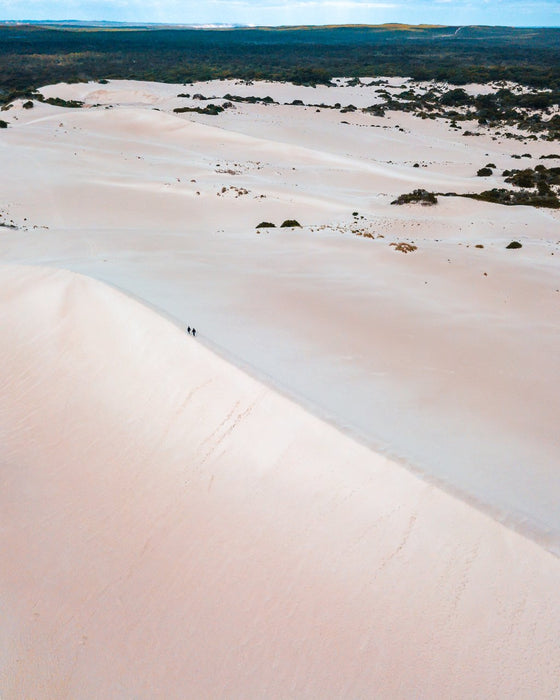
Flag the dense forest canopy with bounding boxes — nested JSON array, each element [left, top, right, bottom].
[[1, 23, 559, 101]]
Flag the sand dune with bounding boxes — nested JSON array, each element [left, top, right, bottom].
[[1, 264, 560, 698], [1, 79, 559, 553]]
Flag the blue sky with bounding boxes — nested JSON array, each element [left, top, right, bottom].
[[0, 0, 558, 26]]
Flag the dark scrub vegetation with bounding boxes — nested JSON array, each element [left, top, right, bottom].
[[391, 189, 438, 205], [0, 24, 559, 102], [395, 165, 560, 208]]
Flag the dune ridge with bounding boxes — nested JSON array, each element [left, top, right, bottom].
[[1, 263, 560, 698]]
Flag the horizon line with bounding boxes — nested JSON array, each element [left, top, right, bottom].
[[1, 20, 559, 29]]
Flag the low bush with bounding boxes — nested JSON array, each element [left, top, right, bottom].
[[174, 103, 225, 115], [42, 97, 84, 108], [280, 219, 301, 227], [391, 189, 438, 205]]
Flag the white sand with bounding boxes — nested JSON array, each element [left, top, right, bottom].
[[1, 264, 560, 698], [1, 78, 560, 695]]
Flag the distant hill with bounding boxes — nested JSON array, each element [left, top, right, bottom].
[[0, 20, 247, 28]]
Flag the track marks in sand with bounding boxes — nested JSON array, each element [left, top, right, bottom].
[[449, 540, 481, 614], [377, 512, 418, 574], [194, 391, 265, 469], [146, 378, 214, 464]]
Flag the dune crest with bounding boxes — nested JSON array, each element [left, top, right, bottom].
[[1, 263, 560, 697]]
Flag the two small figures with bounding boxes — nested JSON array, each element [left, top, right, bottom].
[[187, 326, 197, 337]]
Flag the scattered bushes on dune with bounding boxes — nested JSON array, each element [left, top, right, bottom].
[[255, 220, 301, 228], [224, 93, 277, 105], [438, 162, 560, 208], [461, 188, 560, 208]]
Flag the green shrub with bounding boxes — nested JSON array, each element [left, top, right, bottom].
[[505, 165, 560, 189], [477, 167, 493, 177], [22, 100, 33, 109], [256, 221, 276, 228], [0, 120, 8, 128], [280, 219, 301, 227], [439, 88, 470, 106], [43, 97, 84, 108], [391, 189, 438, 205], [507, 168, 535, 187], [506, 241, 522, 248]]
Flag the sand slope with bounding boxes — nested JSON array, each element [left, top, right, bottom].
[[1, 264, 560, 698]]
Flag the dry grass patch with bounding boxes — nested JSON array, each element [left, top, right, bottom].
[[390, 242, 418, 253]]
